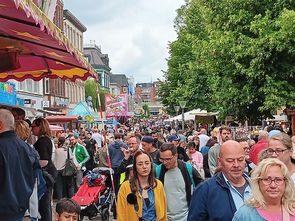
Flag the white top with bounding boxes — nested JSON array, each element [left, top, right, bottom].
[[53, 148, 70, 170]]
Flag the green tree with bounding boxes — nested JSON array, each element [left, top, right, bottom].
[[142, 103, 150, 117], [85, 79, 107, 112], [160, 0, 295, 123], [85, 79, 98, 111]]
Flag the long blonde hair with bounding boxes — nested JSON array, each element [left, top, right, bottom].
[[15, 120, 30, 141], [248, 158, 295, 214]]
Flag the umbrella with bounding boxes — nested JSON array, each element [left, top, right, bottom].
[[0, 0, 97, 82]]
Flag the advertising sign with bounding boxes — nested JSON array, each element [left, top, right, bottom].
[[0, 82, 16, 106], [105, 94, 128, 117]]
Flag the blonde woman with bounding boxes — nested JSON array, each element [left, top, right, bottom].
[[15, 120, 40, 221], [15, 120, 31, 142], [233, 158, 295, 220], [267, 132, 295, 183]]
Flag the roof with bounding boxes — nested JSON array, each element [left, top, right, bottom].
[[68, 101, 98, 118], [46, 116, 78, 123], [83, 45, 111, 71], [63, 10, 87, 32], [110, 74, 128, 87]]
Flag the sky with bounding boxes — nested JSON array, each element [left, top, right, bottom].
[[63, 0, 184, 83]]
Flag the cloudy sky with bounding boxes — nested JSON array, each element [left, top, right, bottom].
[[63, 0, 184, 83]]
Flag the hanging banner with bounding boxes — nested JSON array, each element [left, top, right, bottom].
[[105, 94, 128, 117]]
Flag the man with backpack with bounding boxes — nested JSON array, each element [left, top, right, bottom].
[[156, 143, 203, 221]]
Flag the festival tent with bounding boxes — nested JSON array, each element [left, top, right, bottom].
[[165, 109, 219, 122]]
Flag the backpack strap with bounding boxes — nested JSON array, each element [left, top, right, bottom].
[[185, 162, 195, 187], [155, 164, 162, 179]]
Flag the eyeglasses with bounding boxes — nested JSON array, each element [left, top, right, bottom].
[[266, 148, 289, 155], [259, 177, 286, 185], [159, 155, 175, 162]]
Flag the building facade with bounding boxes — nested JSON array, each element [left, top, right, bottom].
[[63, 9, 87, 111], [84, 43, 111, 91], [134, 81, 163, 116]]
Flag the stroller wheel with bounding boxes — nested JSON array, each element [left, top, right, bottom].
[[101, 207, 109, 221]]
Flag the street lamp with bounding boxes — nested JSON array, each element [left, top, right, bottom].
[[179, 100, 187, 130], [174, 105, 180, 115], [173, 105, 180, 130]]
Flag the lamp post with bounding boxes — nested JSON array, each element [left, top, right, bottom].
[[179, 100, 187, 130], [174, 105, 180, 130]]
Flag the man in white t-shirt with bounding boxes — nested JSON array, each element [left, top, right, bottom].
[[91, 128, 104, 148]]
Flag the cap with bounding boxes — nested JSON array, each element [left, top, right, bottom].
[[167, 134, 180, 142], [141, 136, 154, 144]]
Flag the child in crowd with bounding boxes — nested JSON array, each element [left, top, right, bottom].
[[54, 198, 80, 221]]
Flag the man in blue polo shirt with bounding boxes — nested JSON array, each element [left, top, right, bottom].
[[188, 140, 252, 221]]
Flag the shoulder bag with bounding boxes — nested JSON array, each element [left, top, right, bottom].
[[62, 148, 77, 176]]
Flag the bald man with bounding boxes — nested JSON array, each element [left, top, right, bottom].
[[0, 109, 37, 221], [188, 140, 252, 221]]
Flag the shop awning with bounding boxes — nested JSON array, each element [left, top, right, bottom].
[[0, 0, 97, 82], [46, 115, 78, 123]]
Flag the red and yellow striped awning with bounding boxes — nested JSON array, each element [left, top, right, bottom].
[[0, 0, 97, 82]]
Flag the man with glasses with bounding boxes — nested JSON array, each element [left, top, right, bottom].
[[188, 140, 252, 221], [157, 143, 203, 221], [267, 132, 295, 183], [69, 134, 90, 189]]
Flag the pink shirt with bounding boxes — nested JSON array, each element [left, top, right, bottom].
[[191, 151, 203, 169], [257, 208, 295, 221]]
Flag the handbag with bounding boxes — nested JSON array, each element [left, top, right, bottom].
[[62, 148, 77, 177]]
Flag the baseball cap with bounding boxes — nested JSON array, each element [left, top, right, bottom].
[[141, 136, 154, 144], [167, 134, 180, 142]]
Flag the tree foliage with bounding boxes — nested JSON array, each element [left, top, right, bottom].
[[85, 79, 107, 112], [159, 0, 295, 123], [85, 79, 98, 111]]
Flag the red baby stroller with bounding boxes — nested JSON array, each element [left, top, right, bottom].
[[72, 167, 114, 221]]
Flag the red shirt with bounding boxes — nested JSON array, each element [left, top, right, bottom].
[[249, 139, 268, 165]]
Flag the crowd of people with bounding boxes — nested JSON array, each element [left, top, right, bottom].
[[1, 107, 295, 221]]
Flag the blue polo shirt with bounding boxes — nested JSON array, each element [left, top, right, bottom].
[[222, 173, 252, 210]]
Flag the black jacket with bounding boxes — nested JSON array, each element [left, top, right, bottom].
[[118, 156, 134, 181], [0, 131, 37, 221], [157, 160, 203, 206]]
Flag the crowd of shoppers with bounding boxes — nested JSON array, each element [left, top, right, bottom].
[[2, 106, 295, 221]]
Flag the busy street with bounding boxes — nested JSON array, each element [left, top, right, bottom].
[[1, 1, 295, 221]]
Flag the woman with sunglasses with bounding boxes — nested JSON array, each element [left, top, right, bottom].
[[32, 117, 57, 221], [117, 151, 167, 221], [233, 158, 295, 220]]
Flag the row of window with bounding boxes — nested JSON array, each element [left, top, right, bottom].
[[63, 22, 83, 51], [100, 71, 110, 88]]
